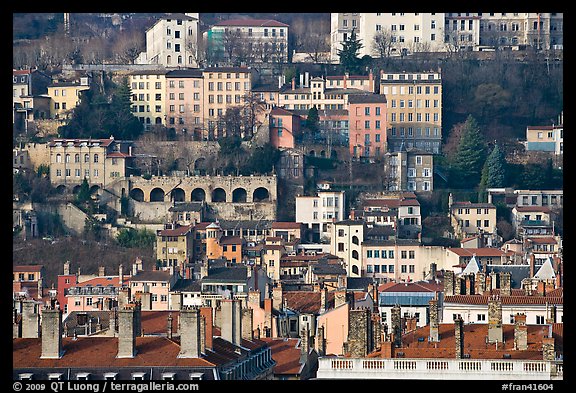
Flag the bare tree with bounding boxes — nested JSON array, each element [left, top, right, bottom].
[[241, 92, 267, 138], [298, 34, 329, 63], [112, 30, 145, 64], [372, 28, 395, 58], [222, 29, 243, 65]]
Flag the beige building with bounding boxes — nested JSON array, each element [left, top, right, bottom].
[[449, 195, 497, 240], [383, 147, 433, 192], [379, 70, 442, 153], [156, 224, 194, 270], [129, 70, 167, 130], [362, 239, 423, 282], [165, 69, 204, 136], [48, 137, 133, 190], [46, 77, 90, 120]]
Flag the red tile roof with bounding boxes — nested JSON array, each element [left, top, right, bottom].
[[261, 338, 304, 375], [526, 237, 557, 244], [514, 206, 552, 213], [284, 291, 335, 314], [158, 225, 193, 236], [141, 311, 179, 335], [368, 323, 562, 359], [220, 236, 243, 245], [12, 337, 215, 368], [75, 276, 128, 287], [13, 265, 44, 272], [444, 292, 563, 305]]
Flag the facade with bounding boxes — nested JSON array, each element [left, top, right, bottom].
[[348, 94, 388, 158], [295, 191, 345, 243], [269, 107, 301, 149], [515, 189, 563, 208], [136, 13, 200, 68], [363, 239, 424, 282], [379, 70, 442, 153], [130, 270, 179, 311], [165, 69, 204, 135], [206, 19, 289, 65], [128, 70, 168, 130], [383, 148, 433, 192], [156, 224, 194, 270], [46, 77, 90, 120], [48, 137, 134, 189], [444, 14, 481, 51], [525, 125, 563, 155], [330, 220, 365, 278], [13, 68, 51, 127], [449, 198, 497, 239]]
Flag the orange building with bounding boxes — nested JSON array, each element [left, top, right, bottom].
[[269, 107, 301, 149], [348, 94, 388, 158]]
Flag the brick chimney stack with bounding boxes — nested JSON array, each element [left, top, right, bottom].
[[475, 272, 486, 295], [241, 307, 254, 340], [40, 306, 64, 359], [316, 325, 326, 356], [334, 289, 348, 308], [443, 270, 455, 295], [37, 277, 43, 299], [454, 316, 464, 359], [21, 300, 40, 338], [488, 295, 503, 344], [429, 299, 439, 342], [546, 305, 557, 324], [178, 306, 202, 358], [514, 313, 528, 350], [117, 307, 137, 358], [320, 285, 328, 314], [347, 307, 371, 357], [221, 299, 242, 345], [300, 326, 310, 364], [454, 275, 463, 295]]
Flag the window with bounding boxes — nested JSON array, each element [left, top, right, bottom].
[[401, 251, 407, 259], [477, 314, 486, 321], [536, 315, 545, 324], [409, 251, 415, 259]]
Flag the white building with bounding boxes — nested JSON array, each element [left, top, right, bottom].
[[136, 13, 200, 68], [295, 190, 345, 243], [330, 219, 364, 278]]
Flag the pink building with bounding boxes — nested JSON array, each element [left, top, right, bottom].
[[269, 107, 301, 149], [65, 275, 129, 314], [348, 94, 388, 158], [165, 69, 203, 138], [130, 270, 178, 311]]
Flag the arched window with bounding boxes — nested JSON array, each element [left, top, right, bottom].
[[177, 55, 182, 64], [352, 265, 359, 275], [167, 55, 172, 65], [65, 154, 70, 163], [74, 154, 80, 163], [56, 153, 62, 163], [84, 154, 90, 163], [352, 250, 359, 260], [94, 154, 99, 163], [352, 236, 359, 245]]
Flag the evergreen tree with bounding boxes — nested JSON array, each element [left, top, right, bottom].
[[481, 143, 506, 188], [337, 28, 363, 74], [450, 115, 486, 189], [306, 106, 320, 134], [108, 77, 143, 140]]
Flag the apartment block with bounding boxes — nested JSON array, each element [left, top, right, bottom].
[[295, 190, 345, 243], [46, 77, 90, 120], [128, 70, 167, 131], [383, 147, 433, 192], [348, 94, 388, 158], [165, 69, 204, 136]]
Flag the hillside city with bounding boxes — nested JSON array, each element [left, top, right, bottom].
[[12, 13, 563, 382]]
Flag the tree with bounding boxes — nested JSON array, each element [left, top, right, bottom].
[[450, 115, 486, 189], [372, 29, 395, 58], [473, 83, 511, 123], [306, 106, 320, 133], [245, 143, 280, 175], [337, 28, 363, 73], [481, 143, 507, 188]]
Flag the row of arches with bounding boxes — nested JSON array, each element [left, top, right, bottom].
[[130, 186, 270, 203]]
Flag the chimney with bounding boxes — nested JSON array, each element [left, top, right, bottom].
[[522, 279, 533, 296], [443, 270, 455, 295], [117, 307, 137, 358], [118, 264, 124, 286], [241, 307, 254, 340], [316, 325, 326, 356], [405, 316, 417, 333], [109, 310, 117, 337], [40, 307, 64, 359], [347, 308, 371, 357], [489, 271, 498, 291], [200, 261, 208, 279], [529, 254, 536, 278], [63, 261, 70, 275], [380, 340, 395, 358], [546, 305, 557, 324], [514, 313, 528, 350], [134, 302, 142, 337], [37, 277, 43, 299], [320, 286, 328, 314], [264, 298, 273, 337], [291, 77, 295, 90], [542, 336, 555, 361], [429, 263, 437, 281], [371, 313, 382, 349], [300, 327, 310, 364], [464, 274, 474, 295], [98, 266, 106, 277], [118, 287, 130, 309], [368, 69, 374, 92], [221, 299, 242, 345], [499, 271, 511, 296], [139, 291, 152, 311], [21, 300, 40, 338], [454, 275, 462, 295], [170, 292, 182, 311], [247, 290, 261, 308], [537, 281, 546, 296], [334, 289, 347, 308], [132, 263, 138, 276], [487, 295, 503, 344], [200, 306, 213, 351], [200, 315, 206, 354], [278, 75, 282, 89], [475, 272, 486, 295], [429, 299, 439, 342], [178, 306, 201, 358], [299, 73, 304, 88], [167, 313, 173, 339], [305, 72, 310, 87], [272, 285, 283, 310], [454, 316, 464, 359], [391, 304, 402, 347]]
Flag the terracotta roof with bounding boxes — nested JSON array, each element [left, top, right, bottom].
[[444, 292, 563, 305], [399, 199, 420, 206], [75, 276, 128, 287], [158, 225, 193, 236], [266, 236, 283, 241], [450, 201, 496, 208], [261, 338, 304, 375], [219, 236, 243, 245], [194, 222, 211, 230], [141, 311, 179, 335], [264, 245, 285, 251], [368, 323, 563, 359], [447, 248, 505, 257], [13, 337, 215, 368], [526, 237, 557, 244], [283, 291, 335, 314], [13, 265, 44, 272], [213, 19, 289, 27], [106, 151, 132, 158]]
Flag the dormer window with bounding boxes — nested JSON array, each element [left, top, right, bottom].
[[76, 372, 91, 380], [131, 372, 146, 380], [103, 373, 117, 380]]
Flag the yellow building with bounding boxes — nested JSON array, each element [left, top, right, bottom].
[[128, 70, 167, 130], [449, 196, 497, 239], [156, 224, 194, 269], [46, 77, 90, 120], [379, 70, 442, 154]]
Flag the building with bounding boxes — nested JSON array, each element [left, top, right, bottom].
[[444, 13, 481, 51], [156, 223, 194, 271], [330, 13, 446, 61], [449, 196, 497, 241], [363, 239, 425, 282], [48, 137, 134, 190], [295, 190, 345, 243], [384, 147, 433, 192], [269, 107, 302, 149], [130, 267, 179, 311], [13, 68, 51, 129], [165, 69, 204, 136], [128, 70, 168, 130], [525, 125, 563, 155], [348, 94, 388, 158], [379, 70, 442, 154], [205, 19, 289, 65], [136, 13, 200, 68], [514, 189, 563, 208], [46, 77, 91, 120]]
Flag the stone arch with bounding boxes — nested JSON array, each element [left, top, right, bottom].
[[56, 185, 67, 194], [130, 188, 144, 202], [212, 188, 226, 202], [309, 150, 316, 157], [352, 265, 359, 275], [320, 150, 326, 158], [72, 185, 82, 194], [150, 187, 166, 202], [171, 188, 186, 202], [253, 187, 270, 202], [232, 188, 247, 203], [352, 250, 359, 260], [191, 188, 206, 202], [352, 236, 359, 245]]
